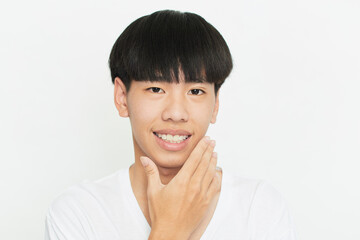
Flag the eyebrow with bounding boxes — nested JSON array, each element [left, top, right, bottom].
[[148, 76, 207, 84], [192, 77, 206, 83]]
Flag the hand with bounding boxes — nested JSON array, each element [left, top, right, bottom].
[[140, 136, 222, 239]]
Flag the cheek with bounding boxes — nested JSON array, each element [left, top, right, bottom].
[[128, 97, 160, 129], [128, 98, 158, 153], [191, 102, 215, 123], [190, 102, 215, 125]]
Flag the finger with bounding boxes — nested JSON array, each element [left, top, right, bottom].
[[140, 156, 162, 190], [191, 140, 216, 186], [176, 136, 211, 180], [201, 152, 218, 194], [205, 168, 223, 200]]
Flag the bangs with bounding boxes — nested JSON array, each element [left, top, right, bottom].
[[109, 10, 232, 91]]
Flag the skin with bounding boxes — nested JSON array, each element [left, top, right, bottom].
[[114, 73, 222, 239]]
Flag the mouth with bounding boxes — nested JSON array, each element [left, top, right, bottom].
[[153, 131, 192, 151], [153, 132, 191, 143]]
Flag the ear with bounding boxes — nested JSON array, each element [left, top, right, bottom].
[[210, 90, 220, 124], [114, 77, 129, 117]]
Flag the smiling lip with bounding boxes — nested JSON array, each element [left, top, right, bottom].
[[153, 129, 192, 136], [153, 129, 192, 151]]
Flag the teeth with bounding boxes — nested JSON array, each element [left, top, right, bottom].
[[155, 133, 189, 143]]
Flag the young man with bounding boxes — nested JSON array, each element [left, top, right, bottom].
[[45, 10, 297, 239]]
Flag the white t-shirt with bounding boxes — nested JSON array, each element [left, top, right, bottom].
[[44, 167, 297, 240]]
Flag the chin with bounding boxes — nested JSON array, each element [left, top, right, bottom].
[[153, 155, 186, 169]]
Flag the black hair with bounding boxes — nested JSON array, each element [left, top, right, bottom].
[[108, 10, 233, 96]]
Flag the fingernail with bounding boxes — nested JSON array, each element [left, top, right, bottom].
[[210, 140, 216, 147], [140, 156, 149, 167], [204, 136, 211, 143]]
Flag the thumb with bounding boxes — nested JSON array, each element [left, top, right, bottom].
[[140, 156, 161, 188]]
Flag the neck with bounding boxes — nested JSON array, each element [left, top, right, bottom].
[[129, 153, 182, 200]]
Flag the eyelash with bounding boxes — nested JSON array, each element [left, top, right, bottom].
[[147, 87, 205, 95], [147, 87, 164, 93], [189, 89, 205, 95]]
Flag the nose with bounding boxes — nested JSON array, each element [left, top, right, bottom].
[[161, 94, 189, 122]]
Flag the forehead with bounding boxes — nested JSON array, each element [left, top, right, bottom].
[[132, 79, 213, 89], [133, 68, 210, 84]]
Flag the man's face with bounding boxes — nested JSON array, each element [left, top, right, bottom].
[[114, 74, 219, 169]]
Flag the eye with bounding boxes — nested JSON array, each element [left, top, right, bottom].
[[147, 87, 164, 93], [188, 89, 205, 95]]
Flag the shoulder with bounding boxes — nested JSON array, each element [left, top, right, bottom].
[[46, 168, 127, 225], [45, 182, 95, 239], [47, 183, 92, 219], [222, 169, 288, 211], [222, 169, 263, 204], [222, 169, 297, 239], [45, 169, 129, 239], [248, 180, 297, 239]]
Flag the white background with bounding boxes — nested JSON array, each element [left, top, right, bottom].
[[1, 0, 359, 239]]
